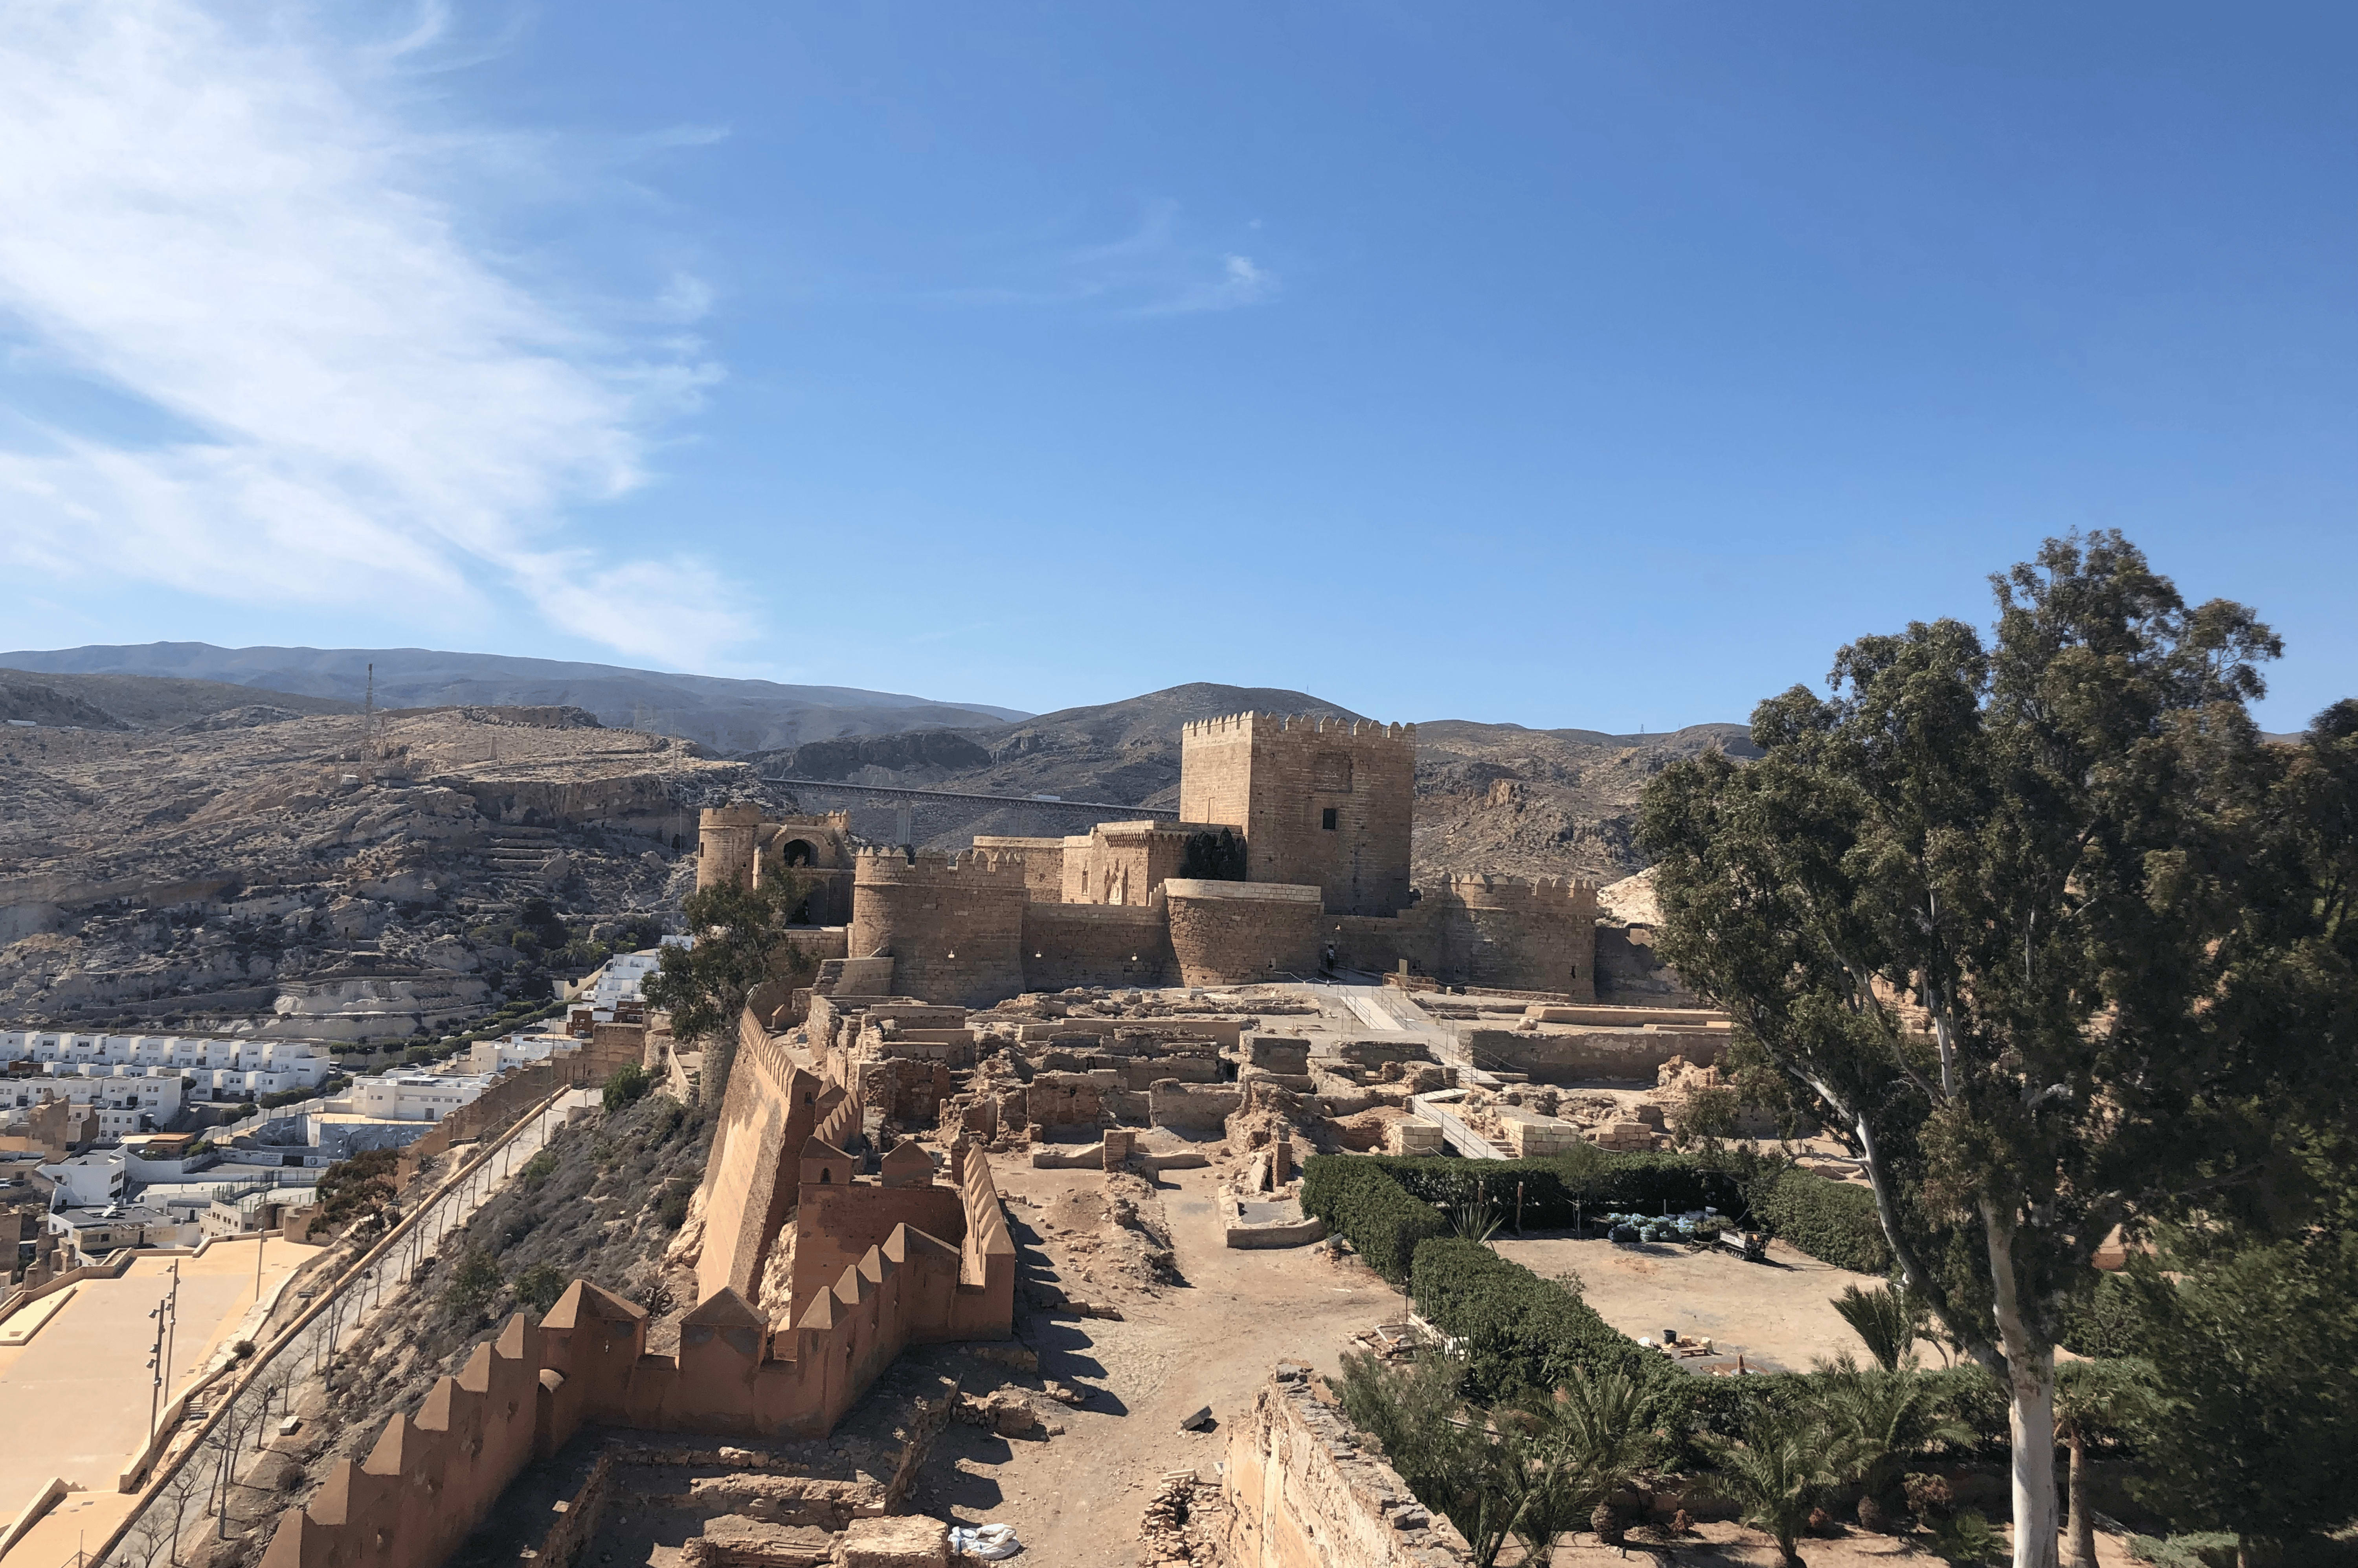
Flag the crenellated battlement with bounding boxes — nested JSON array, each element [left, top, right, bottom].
[[852, 847, 1030, 886], [1437, 872, 1602, 905], [1181, 711, 1416, 748]]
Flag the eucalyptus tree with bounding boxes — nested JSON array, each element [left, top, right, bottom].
[[1638, 533, 2314, 1568]]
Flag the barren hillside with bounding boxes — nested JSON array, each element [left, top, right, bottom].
[[0, 699, 793, 1035]]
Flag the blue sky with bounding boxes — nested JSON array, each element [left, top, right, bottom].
[[2, 2, 2351, 732]]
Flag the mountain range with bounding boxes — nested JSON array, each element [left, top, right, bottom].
[[0, 643, 1028, 753]]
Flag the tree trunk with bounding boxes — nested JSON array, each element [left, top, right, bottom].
[[2062, 1426, 2097, 1568], [2004, 1349, 2061, 1568], [1983, 1205, 2061, 1568]]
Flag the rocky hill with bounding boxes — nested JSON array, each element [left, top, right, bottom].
[[0, 698, 796, 1037], [0, 642, 1028, 754]]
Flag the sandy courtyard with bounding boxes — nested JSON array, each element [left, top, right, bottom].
[[1491, 1231, 1893, 1373]]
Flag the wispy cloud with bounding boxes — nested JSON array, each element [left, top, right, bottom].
[[943, 199, 1282, 317], [0, 0, 747, 668]]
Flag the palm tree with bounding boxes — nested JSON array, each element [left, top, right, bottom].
[[1809, 1354, 1976, 1527], [1699, 1408, 1836, 1568], [1507, 1368, 1652, 1557], [2056, 1359, 2155, 1568], [1830, 1283, 1921, 1371]]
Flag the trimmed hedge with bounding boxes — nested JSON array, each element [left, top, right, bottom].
[[1301, 1156, 1447, 1283], [1354, 1148, 1745, 1226], [1747, 1166, 1892, 1274], [1306, 1150, 1895, 1274], [1405, 1235, 2009, 1466], [1409, 1236, 1678, 1404]]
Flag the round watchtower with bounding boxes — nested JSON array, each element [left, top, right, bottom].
[[696, 803, 765, 894], [850, 850, 1028, 1007]]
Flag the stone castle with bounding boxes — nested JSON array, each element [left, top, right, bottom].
[[699, 711, 1599, 1006]]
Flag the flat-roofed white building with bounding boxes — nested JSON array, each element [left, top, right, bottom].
[[0, 1032, 333, 1093], [342, 1070, 492, 1122]]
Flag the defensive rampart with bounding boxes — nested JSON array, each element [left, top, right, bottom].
[[849, 850, 1028, 1007], [1019, 900, 1175, 991], [693, 1019, 856, 1304], [260, 1149, 1014, 1568]]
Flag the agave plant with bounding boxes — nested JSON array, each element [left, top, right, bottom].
[[1449, 1200, 1503, 1244]]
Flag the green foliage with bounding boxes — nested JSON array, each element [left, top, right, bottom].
[[1409, 1237, 1673, 1408], [444, 1248, 503, 1315], [1807, 1353, 1978, 1506], [316, 1146, 401, 1229], [1331, 1353, 1647, 1568], [1299, 1157, 1448, 1284], [1831, 1284, 1922, 1371], [602, 1063, 651, 1113], [1748, 1166, 1891, 1274], [519, 1149, 558, 1189], [1638, 533, 2350, 1550], [1176, 828, 1247, 882], [1695, 1407, 1836, 1568], [512, 1262, 569, 1315], [2126, 1535, 2240, 1568], [654, 1178, 693, 1229], [2057, 1271, 2146, 1359], [1929, 1509, 2009, 1565], [2120, 1230, 2358, 1548], [641, 878, 822, 1084]]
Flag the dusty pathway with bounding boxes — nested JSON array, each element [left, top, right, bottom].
[[889, 1155, 1394, 1568]]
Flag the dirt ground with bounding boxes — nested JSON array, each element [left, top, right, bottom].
[[1490, 1232, 1898, 1373], [883, 1151, 1399, 1568]]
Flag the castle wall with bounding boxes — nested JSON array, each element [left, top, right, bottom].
[[1433, 876, 1598, 999], [1019, 901, 1176, 991], [1325, 878, 1599, 997], [1179, 714, 1414, 917], [1164, 879, 1323, 987], [789, 1173, 966, 1324], [693, 1023, 843, 1304], [262, 1156, 1016, 1568], [971, 837, 1067, 903], [849, 851, 1027, 1008]]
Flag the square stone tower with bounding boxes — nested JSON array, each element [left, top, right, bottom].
[[1179, 712, 1415, 916]]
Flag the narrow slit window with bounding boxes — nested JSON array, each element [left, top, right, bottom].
[[1321, 808, 1339, 831]]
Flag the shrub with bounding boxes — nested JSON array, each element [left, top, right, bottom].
[[1357, 1149, 1744, 1229], [519, 1149, 558, 1190], [1409, 1237, 1673, 1406], [654, 1179, 692, 1229], [444, 1249, 503, 1315], [603, 1063, 651, 1113], [2057, 1270, 2143, 1359], [513, 1262, 569, 1314], [1300, 1157, 1449, 1284], [1745, 1166, 1892, 1274]]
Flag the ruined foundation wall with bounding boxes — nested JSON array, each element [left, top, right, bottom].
[[1223, 1372, 1471, 1568], [1456, 1026, 1728, 1084]]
